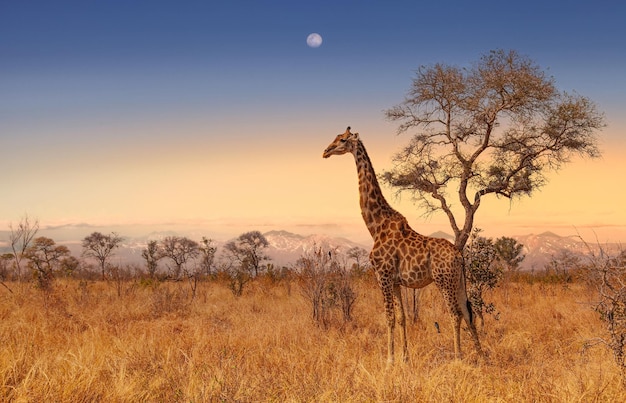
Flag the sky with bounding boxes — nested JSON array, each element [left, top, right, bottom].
[[1, 0, 625, 245]]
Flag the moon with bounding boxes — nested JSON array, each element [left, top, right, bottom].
[[306, 33, 323, 48]]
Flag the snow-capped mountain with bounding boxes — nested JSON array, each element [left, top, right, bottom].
[[250, 230, 615, 271], [510, 231, 620, 271], [263, 230, 368, 266]]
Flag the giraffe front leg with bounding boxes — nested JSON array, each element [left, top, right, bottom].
[[379, 281, 396, 366], [392, 284, 409, 363], [385, 295, 396, 366], [386, 322, 395, 367]]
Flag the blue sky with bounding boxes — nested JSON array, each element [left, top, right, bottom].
[[1, 0, 625, 243]]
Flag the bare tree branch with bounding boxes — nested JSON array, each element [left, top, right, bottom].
[[9, 214, 39, 282]]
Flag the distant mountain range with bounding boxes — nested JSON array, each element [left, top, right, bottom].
[[509, 231, 620, 271], [262, 230, 368, 266], [260, 230, 619, 271], [3, 229, 619, 272]]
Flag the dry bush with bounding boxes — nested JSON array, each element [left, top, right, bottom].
[[0, 277, 625, 401], [149, 283, 192, 318], [583, 248, 626, 384], [464, 229, 502, 331], [296, 248, 357, 328]]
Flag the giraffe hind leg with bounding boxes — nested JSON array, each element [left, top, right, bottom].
[[464, 310, 484, 357], [452, 308, 463, 359], [433, 274, 464, 359], [437, 289, 463, 359], [460, 293, 484, 357]]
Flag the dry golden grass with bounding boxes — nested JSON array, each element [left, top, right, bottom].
[[1, 277, 624, 402]]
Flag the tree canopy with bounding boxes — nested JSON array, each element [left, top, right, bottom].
[[384, 49, 605, 249], [158, 236, 200, 279], [25, 236, 70, 290], [81, 232, 124, 279], [224, 231, 270, 277]]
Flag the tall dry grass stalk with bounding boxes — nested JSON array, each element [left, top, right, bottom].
[[0, 278, 624, 401]]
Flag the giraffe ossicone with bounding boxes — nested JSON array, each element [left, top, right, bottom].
[[323, 126, 483, 364]]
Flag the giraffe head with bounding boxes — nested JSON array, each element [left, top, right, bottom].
[[322, 126, 359, 158]]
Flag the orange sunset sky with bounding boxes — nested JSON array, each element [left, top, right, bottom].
[[1, 1, 625, 245]]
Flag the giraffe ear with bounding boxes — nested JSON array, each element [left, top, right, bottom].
[[352, 132, 360, 140]]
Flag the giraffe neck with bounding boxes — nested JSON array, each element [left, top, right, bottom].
[[353, 140, 398, 238]]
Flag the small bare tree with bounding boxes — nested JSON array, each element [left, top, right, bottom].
[[9, 215, 39, 282], [108, 264, 135, 298], [141, 240, 161, 278], [346, 246, 370, 276], [199, 237, 217, 277]]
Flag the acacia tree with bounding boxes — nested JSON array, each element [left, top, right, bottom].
[[490, 236, 526, 286], [24, 236, 71, 291], [199, 237, 217, 276], [159, 236, 200, 280], [493, 236, 525, 274], [384, 49, 604, 250], [142, 240, 161, 278], [223, 231, 270, 277], [221, 231, 270, 296], [346, 246, 369, 275], [81, 232, 124, 280]]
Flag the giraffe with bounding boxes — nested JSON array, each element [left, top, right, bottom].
[[323, 127, 483, 364]]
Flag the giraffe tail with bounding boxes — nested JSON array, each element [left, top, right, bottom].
[[466, 298, 474, 325], [461, 257, 474, 325]]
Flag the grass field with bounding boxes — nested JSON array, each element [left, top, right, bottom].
[[1, 277, 624, 402]]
